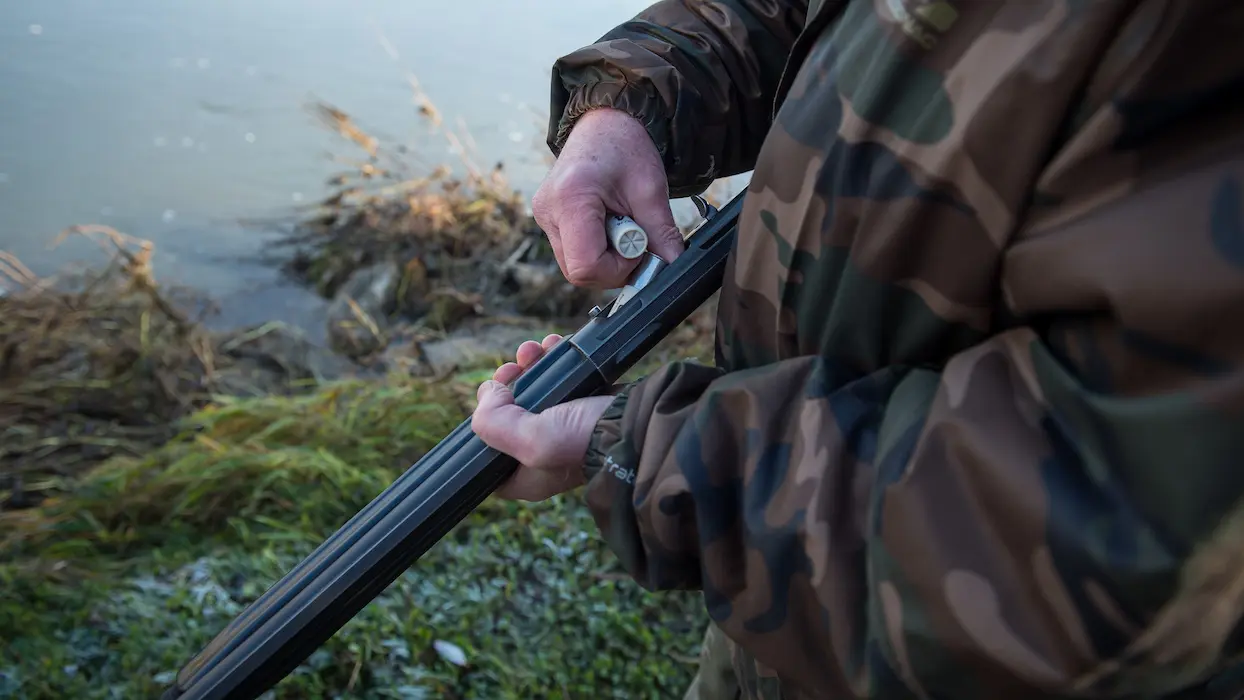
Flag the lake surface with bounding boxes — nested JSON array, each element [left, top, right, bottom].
[[0, 0, 654, 333]]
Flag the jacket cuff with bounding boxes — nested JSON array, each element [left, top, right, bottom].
[[549, 81, 672, 168], [583, 382, 634, 485]]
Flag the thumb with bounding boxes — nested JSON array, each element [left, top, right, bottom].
[[626, 183, 683, 264], [471, 380, 541, 463], [557, 195, 634, 288]]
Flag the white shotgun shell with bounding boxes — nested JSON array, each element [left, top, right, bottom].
[[605, 214, 648, 260]]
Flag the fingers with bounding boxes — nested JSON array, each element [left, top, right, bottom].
[[514, 339, 544, 367], [491, 334, 564, 384], [530, 105, 675, 288], [531, 182, 565, 281], [626, 179, 684, 264], [536, 216, 566, 283], [478, 394, 613, 501], [557, 195, 634, 287], [471, 380, 546, 466], [492, 362, 523, 385], [536, 189, 631, 289]]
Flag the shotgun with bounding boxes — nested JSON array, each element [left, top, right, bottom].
[[161, 189, 745, 700]]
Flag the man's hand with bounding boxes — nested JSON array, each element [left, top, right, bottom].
[[470, 333, 614, 502], [532, 108, 684, 289]]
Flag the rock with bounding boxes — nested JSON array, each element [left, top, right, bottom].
[[504, 261, 596, 318], [327, 314, 387, 358], [326, 261, 400, 357], [507, 261, 555, 289], [214, 322, 359, 397], [381, 320, 555, 377], [333, 260, 401, 320]]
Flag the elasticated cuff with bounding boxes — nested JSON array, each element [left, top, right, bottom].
[[550, 81, 672, 167], [582, 382, 633, 484]]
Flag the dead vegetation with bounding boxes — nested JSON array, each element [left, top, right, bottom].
[[269, 62, 732, 363], [0, 228, 217, 510], [265, 97, 605, 362], [0, 228, 354, 513], [285, 101, 536, 295], [0, 54, 729, 512]]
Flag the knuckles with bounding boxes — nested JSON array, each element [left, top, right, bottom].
[[530, 187, 553, 228], [468, 410, 493, 443], [564, 266, 600, 287], [630, 174, 669, 208]]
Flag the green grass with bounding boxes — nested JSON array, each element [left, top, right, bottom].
[[0, 366, 710, 700]]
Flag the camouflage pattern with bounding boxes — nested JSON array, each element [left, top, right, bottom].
[[553, 1, 1244, 698]]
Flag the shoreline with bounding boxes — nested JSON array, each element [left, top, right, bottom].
[[0, 100, 722, 699]]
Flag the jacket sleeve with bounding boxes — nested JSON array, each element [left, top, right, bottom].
[[546, 0, 808, 198], [582, 155, 1244, 696]]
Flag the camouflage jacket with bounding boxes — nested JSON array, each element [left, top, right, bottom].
[[548, 1, 1244, 698]]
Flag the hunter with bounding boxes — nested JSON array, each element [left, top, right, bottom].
[[471, 0, 1244, 698]]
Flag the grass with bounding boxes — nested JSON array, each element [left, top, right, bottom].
[[1, 51, 727, 699], [0, 177, 721, 700], [0, 360, 713, 699]]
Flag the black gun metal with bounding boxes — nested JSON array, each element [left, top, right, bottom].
[[161, 190, 744, 700]]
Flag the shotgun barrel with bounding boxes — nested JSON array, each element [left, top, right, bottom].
[[161, 191, 744, 700]]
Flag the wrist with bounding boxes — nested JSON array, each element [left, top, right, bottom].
[[550, 81, 670, 165], [562, 106, 657, 158], [573, 106, 644, 131]]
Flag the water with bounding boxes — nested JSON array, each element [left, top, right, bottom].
[[0, 0, 651, 332]]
